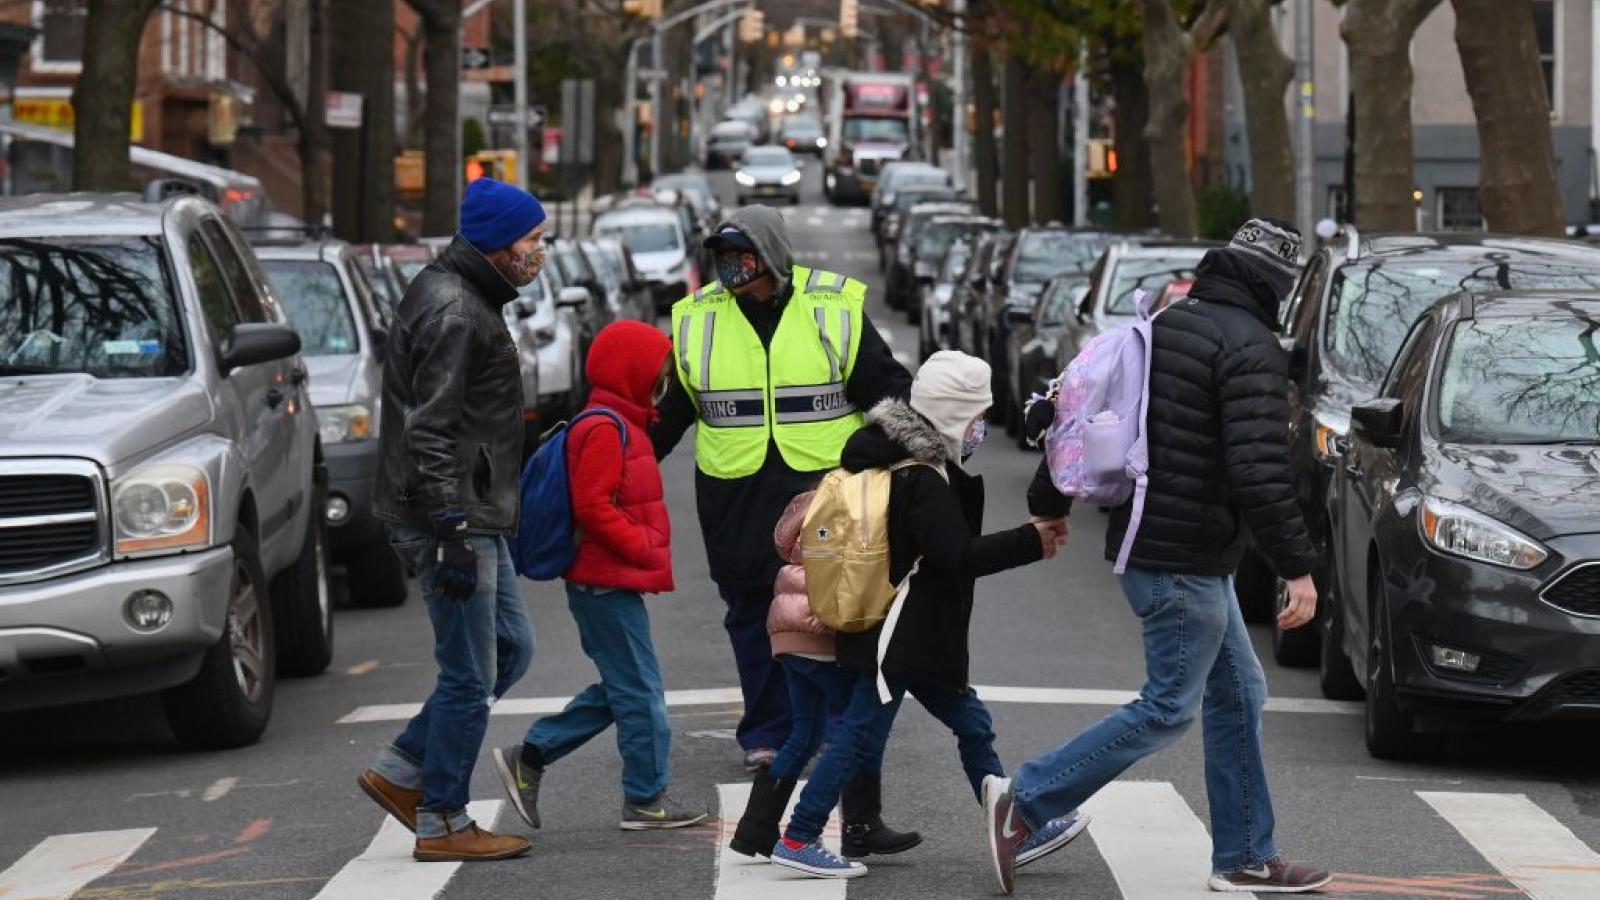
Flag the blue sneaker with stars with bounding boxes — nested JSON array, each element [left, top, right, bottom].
[[770, 837, 868, 879], [1016, 809, 1091, 868]]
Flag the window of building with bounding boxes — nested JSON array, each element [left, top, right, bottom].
[[31, 0, 86, 73], [1437, 187, 1485, 232], [1532, 0, 1559, 114]]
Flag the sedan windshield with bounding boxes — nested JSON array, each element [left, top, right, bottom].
[[1105, 254, 1206, 315], [1437, 315, 1600, 443], [1327, 261, 1600, 383], [1015, 233, 1110, 284], [918, 221, 986, 261], [0, 237, 186, 378], [742, 148, 794, 168], [260, 260, 359, 355], [781, 118, 822, 138], [596, 222, 683, 255]]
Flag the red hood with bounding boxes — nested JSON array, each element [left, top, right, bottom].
[[585, 321, 673, 420]]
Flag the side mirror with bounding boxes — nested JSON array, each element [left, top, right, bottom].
[[1350, 398, 1404, 449], [220, 323, 300, 376], [1280, 334, 1309, 383], [556, 286, 588, 309], [368, 326, 389, 360]]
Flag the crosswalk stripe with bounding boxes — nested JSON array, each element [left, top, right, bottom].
[[1419, 791, 1600, 900], [338, 684, 1360, 725], [312, 800, 503, 899], [713, 781, 843, 899], [0, 828, 155, 899], [1081, 781, 1254, 899]]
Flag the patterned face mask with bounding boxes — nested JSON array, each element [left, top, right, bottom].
[[715, 249, 762, 288], [962, 418, 988, 459]]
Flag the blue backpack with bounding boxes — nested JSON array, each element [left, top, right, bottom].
[[512, 408, 628, 580]]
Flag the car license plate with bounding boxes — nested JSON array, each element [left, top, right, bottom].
[[758, 186, 779, 194]]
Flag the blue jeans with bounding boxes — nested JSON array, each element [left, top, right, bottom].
[[720, 583, 791, 751], [781, 661, 898, 842], [372, 525, 534, 838], [525, 584, 671, 803], [1010, 567, 1276, 871], [769, 656, 872, 783]]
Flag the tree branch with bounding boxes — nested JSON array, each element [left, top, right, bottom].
[[159, 2, 311, 138]]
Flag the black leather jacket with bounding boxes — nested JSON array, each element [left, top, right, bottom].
[[373, 236, 524, 535]]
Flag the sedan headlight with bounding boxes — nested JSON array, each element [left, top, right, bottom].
[[317, 403, 374, 445], [735, 171, 757, 187], [816, 137, 828, 148], [113, 463, 210, 557], [1420, 497, 1548, 570], [781, 170, 803, 186]]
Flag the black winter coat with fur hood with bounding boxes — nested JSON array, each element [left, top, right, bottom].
[[834, 399, 1044, 693]]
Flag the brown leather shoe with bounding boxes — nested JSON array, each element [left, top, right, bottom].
[[413, 824, 532, 862], [358, 770, 420, 833]]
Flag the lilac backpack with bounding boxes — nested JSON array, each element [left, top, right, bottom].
[[1042, 290, 1155, 574]]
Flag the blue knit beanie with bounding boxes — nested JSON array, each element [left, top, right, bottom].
[[460, 178, 546, 253]]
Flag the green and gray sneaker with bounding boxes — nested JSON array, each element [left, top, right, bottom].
[[490, 744, 543, 829], [621, 791, 710, 830]]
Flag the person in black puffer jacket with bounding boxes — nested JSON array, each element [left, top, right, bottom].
[[989, 220, 1331, 896]]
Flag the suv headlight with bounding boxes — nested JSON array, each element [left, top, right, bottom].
[[735, 171, 757, 187], [1420, 497, 1548, 570], [782, 170, 803, 186], [317, 404, 374, 444], [113, 463, 210, 557]]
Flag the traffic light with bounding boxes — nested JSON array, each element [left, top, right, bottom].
[[623, 0, 662, 18], [840, 0, 858, 38], [738, 7, 764, 42]]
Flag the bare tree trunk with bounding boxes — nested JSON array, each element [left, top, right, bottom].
[[1002, 54, 1029, 228], [302, 0, 328, 228], [1342, 0, 1441, 231], [410, 0, 462, 236], [1027, 65, 1062, 225], [73, 0, 162, 191], [1450, 0, 1564, 235], [1228, 0, 1295, 221], [972, 42, 999, 217], [330, 0, 394, 242], [1111, 56, 1155, 229], [403, 26, 425, 149], [592, 63, 624, 196], [1139, 0, 1198, 238]]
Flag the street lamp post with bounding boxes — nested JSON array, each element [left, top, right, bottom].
[[1294, 0, 1315, 250], [951, 0, 966, 193], [512, 0, 528, 187]]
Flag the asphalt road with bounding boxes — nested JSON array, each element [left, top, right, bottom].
[[5, 165, 1600, 900]]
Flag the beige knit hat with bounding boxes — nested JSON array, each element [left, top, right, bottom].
[[911, 350, 992, 464]]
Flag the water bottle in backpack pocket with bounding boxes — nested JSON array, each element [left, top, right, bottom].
[[510, 409, 628, 580], [1043, 290, 1156, 573]]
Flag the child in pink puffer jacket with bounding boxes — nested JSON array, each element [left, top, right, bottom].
[[729, 492, 920, 862]]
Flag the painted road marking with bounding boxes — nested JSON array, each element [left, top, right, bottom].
[[312, 800, 503, 899], [1082, 781, 1254, 899], [1420, 791, 1600, 900], [0, 828, 156, 899], [340, 684, 1360, 724], [202, 776, 239, 802], [714, 781, 842, 899]]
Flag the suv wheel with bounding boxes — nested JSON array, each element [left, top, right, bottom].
[[161, 526, 275, 749], [274, 470, 335, 677], [1271, 577, 1321, 667], [346, 540, 409, 608]]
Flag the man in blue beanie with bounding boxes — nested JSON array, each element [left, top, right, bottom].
[[362, 178, 546, 863]]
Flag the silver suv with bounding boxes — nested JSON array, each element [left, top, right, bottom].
[[0, 194, 332, 749], [253, 234, 408, 608]]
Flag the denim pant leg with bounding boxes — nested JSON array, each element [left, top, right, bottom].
[[720, 583, 792, 751], [786, 673, 902, 843], [586, 587, 672, 803], [770, 657, 860, 782], [905, 679, 1004, 803], [526, 587, 623, 765], [492, 538, 535, 699], [1012, 567, 1231, 830], [1200, 577, 1278, 872]]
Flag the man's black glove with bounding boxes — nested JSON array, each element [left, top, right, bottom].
[[430, 509, 478, 602]]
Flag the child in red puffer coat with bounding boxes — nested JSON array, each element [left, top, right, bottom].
[[492, 320, 708, 833]]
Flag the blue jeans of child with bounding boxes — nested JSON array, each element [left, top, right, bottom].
[[524, 584, 671, 803], [1009, 567, 1277, 871], [373, 525, 535, 838]]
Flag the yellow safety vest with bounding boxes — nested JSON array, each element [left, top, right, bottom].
[[671, 265, 867, 480]]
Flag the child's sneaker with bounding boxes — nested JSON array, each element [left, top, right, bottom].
[[621, 791, 710, 830], [1016, 809, 1090, 868], [490, 745, 543, 829], [770, 837, 868, 879]]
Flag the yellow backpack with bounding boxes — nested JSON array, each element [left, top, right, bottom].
[[800, 460, 946, 633]]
